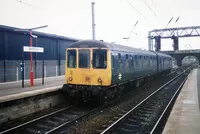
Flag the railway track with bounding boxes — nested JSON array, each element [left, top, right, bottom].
[[0, 66, 192, 134], [0, 105, 95, 134], [100, 67, 191, 134], [0, 101, 110, 134]]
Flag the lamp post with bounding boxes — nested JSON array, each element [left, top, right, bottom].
[[15, 25, 48, 86], [91, 1, 95, 40], [33, 35, 38, 79], [29, 25, 47, 86], [29, 30, 34, 86]]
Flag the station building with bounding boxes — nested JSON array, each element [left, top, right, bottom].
[[0, 25, 79, 82]]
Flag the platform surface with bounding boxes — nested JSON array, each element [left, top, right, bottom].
[[0, 76, 64, 103], [163, 68, 200, 134]]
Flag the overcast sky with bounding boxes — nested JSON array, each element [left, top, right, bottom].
[[1, 0, 200, 50]]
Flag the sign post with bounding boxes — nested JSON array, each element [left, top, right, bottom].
[[15, 25, 48, 86], [42, 60, 44, 85], [23, 46, 44, 86], [20, 63, 24, 87]]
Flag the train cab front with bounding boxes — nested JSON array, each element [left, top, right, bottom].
[[62, 46, 112, 101]]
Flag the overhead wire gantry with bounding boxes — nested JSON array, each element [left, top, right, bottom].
[[148, 26, 200, 51]]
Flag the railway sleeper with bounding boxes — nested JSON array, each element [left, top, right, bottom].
[[118, 127, 138, 134], [124, 123, 139, 128]]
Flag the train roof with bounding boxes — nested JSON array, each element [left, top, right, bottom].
[[68, 40, 156, 56], [154, 51, 172, 58], [68, 40, 172, 58]]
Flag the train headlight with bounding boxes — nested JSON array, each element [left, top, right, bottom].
[[98, 78, 102, 83], [69, 77, 73, 81]]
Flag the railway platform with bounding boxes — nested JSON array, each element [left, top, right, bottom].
[[0, 76, 64, 103], [163, 68, 200, 134]]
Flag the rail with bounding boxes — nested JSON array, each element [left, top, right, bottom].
[[101, 66, 191, 134], [0, 105, 74, 134]]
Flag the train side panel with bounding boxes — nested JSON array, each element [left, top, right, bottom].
[[111, 50, 157, 85], [156, 52, 172, 73]]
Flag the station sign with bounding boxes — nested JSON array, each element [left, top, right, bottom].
[[23, 46, 44, 53]]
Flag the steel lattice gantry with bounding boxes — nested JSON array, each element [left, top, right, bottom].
[[148, 26, 200, 51]]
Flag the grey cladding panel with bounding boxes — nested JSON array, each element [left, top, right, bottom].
[[37, 37, 57, 60], [7, 32, 29, 60], [0, 32, 4, 60], [59, 40, 75, 60]]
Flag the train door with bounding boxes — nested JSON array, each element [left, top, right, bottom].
[[92, 49, 111, 86], [66, 49, 77, 83], [67, 49, 77, 68]]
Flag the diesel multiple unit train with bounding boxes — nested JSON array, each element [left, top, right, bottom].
[[62, 40, 172, 103]]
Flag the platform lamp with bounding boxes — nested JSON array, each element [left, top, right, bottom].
[[14, 25, 48, 86]]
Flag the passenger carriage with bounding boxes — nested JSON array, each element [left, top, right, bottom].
[[63, 40, 172, 103]]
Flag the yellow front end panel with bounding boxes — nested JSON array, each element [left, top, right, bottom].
[[65, 50, 112, 86]]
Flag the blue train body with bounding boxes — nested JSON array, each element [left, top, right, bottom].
[[102, 41, 172, 85]]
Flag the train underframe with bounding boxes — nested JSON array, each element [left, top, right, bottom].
[[62, 78, 148, 105], [62, 69, 171, 105], [62, 84, 112, 105]]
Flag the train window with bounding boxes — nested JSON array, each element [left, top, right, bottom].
[[131, 56, 134, 68], [130, 55, 132, 59], [125, 54, 128, 59], [79, 49, 90, 68], [93, 49, 107, 69], [148, 57, 150, 66], [118, 53, 121, 59], [67, 49, 76, 68], [135, 55, 139, 65], [112, 55, 115, 69]]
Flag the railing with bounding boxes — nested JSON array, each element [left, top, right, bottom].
[[0, 60, 65, 83]]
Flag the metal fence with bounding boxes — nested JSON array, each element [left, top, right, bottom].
[[0, 60, 65, 82]]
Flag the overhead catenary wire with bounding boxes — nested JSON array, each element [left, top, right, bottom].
[[150, 0, 159, 13], [125, 0, 156, 28], [165, 17, 173, 28], [143, 0, 157, 17], [125, 0, 149, 21], [175, 16, 180, 23], [15, 0, 46, 12], [166, 16, 180, 28], [124, 20, 139, 40]]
